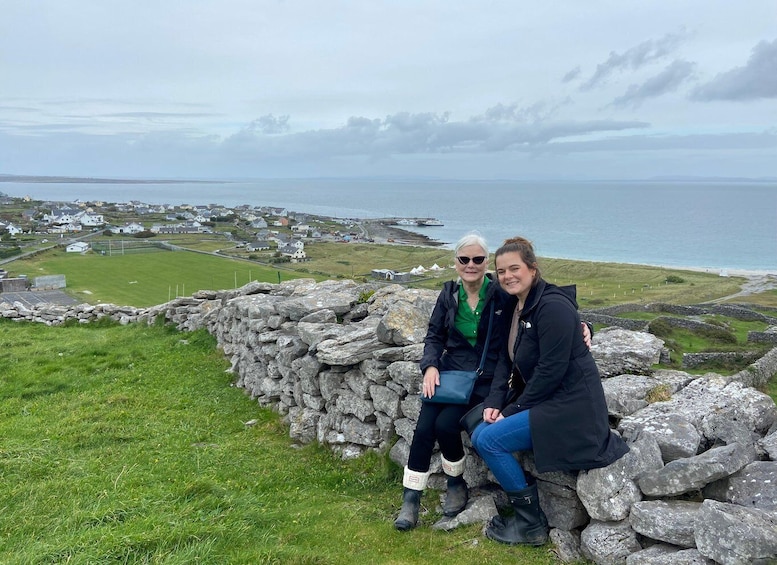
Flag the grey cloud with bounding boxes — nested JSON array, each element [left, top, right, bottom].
[[251, 114, 291, 134], [0, 105, 39, 113], [383, 112, 450, 131], [533, 130, 777, 154], [5, 123, 104, 133], [582, 32, 684, 90], [35, 98, 210, 109], [229, 114, 291, 142], [692, 38, 777, 101], [103, 112, 219, 119], [562, 66, 581, 83], [474, 100, 570, 124], [4, 123, 771, 180], [611, 60, 695, 107], [222, 111, 647, 160]]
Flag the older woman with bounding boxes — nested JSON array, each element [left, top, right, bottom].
[[472, 237, 629, 546], [394, 232, 511, 530]]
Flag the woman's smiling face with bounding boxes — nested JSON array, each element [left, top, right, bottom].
[[454, 244, 488, 285], [495, 250, 536, 300]]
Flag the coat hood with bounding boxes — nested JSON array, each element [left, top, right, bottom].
[[523, 278, 578, 314]]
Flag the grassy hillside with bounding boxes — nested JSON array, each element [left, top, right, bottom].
[[1, 241, 775, 563], [3, 240, 773, 309], [0, 320, 560, 564], [244, 242, 757, 307]]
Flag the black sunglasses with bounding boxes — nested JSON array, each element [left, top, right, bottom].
[[456, 255, 487, 265]]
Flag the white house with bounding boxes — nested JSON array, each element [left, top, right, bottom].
[[114, 222, 145, 235], [0, 222, 23, 236], [47, 223, 82, 234], [44, 208, 80, 225], [371, 268, 413, 282], [79, 212, 105, 227], [279, 243, 307, 261], [66, 241, 90, 253], [246, 240, 271, 252]]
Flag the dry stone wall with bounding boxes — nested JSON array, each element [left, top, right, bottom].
[[3, 279, 777, 565]]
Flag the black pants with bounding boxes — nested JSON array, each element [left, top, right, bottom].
[[407, 387, 488, 473]]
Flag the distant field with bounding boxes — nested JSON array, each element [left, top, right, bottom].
[[3, 240, 771, 309], [536, 258, 749, 308], [283, 242, 755, 308], [4, 248, 316, 307], [297, 242, 454, 280]]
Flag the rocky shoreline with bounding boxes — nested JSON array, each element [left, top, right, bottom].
[[361, 220, 445, 247]]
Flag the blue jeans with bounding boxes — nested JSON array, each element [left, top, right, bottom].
[[471, 410, 532, 492]]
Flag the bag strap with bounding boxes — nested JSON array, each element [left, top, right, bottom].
[[476, 300, 496, 376]]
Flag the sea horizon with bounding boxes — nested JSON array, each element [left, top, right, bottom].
[[2, 177, 775, 275]]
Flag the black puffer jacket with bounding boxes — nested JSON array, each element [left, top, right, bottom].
[[420, 275, 512, 401], [489, 278, 629, 473]]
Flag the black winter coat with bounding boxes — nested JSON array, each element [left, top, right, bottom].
[[488, 279, 629, 473], [420, 275, 512, 402]]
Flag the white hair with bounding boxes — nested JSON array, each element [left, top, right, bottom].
[[453, 232, 488, 257]]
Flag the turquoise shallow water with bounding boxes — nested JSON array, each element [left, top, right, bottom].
[[2, 178, 775, 272]]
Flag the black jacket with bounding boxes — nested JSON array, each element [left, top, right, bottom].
[[420, 274, 512, 402], [488, 278, 629, 473]]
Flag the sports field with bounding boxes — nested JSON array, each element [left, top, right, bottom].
[[3, 248, 315, 307]]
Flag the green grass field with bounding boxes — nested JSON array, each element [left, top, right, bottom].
[[284, 243, 755, 307], [4, 248, 317, 307], [0, 320, 562, 564], [2, 239, 774, 310]]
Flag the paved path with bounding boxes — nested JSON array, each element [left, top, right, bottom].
[[705, 273, 777, 304]]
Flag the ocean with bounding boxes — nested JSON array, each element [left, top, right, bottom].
[[2, 178, 775, 273]]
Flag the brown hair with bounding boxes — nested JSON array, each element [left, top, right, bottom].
[[494, 236, 541, 285]]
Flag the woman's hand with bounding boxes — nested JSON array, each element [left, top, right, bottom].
[[422, 367, 440, 398], [582, 322, 592, 349], [483, 407, 501, 423]]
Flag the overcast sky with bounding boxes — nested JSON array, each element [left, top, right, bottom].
[[2, 1, 776, 180]]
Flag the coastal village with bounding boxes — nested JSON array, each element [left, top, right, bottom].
[[0, 191, 447, 290]]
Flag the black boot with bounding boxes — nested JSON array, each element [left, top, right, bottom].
[[440, 455, 468, 517], [394, 488, 422, 531], [485, 484, 549, 546], [442, 475, 468, 517]]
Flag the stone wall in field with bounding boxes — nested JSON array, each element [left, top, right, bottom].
[[2, 279, 777, 564]]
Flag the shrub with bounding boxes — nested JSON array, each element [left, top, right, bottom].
[[357, 290, 375, 304], [698, 325, 738, 345], [665, 275, 685, 284], [0, 245, 21, 259], [648, 318, 673, 338], [646, 384, 672, 403]]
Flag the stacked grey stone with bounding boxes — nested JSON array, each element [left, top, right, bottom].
[[579, 302, 777, 338], [749, 326, 777, 345], [2, 279, 777, 564]]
